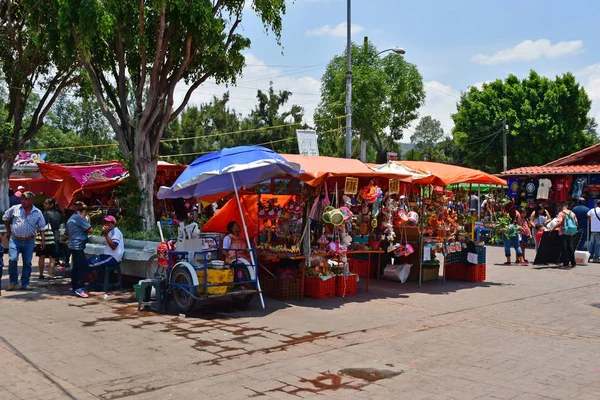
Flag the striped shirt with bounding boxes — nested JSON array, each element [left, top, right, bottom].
[[2, 205, 46, 239]]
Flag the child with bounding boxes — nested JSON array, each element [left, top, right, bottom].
[[519, 208, 532, 263]]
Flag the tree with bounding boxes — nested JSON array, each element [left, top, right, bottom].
[[452, 71, 593, 173], [0, 1, 77, 212], [585, 117, 598, 141], [410, 116, 444, 156], [315, 39, 425, 163], [161, 93, 242, 165], [58, 0, 287, 228], [237, 85, 306, 153]]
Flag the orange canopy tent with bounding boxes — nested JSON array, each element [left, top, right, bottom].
[[282, 154, 411, 187], [201, 194, 294, 235], [399, 161, 507, 187]]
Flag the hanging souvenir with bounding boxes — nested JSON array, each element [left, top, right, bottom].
[[345, 177, 359, 195], [389, 179, 400, 195]]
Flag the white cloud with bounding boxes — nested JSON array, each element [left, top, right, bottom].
[[305, 22, 364, 38], [409, 81, 460, 136], [172, 53, 322, 127], [576, 64, 600, 122], [472, 39, 584, 65]]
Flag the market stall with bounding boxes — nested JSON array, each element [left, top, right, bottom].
[[369, 161, 507, 287], [227, 155, 413, 301]]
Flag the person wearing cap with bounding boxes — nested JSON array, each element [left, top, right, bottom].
[[2, 191, 47, 291], [572, 197, 589, 251], [15, 185, 25, 197], [81, 215, 124, 293]]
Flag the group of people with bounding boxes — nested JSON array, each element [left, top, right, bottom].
[[500, 198, 600, 268], [1, 192, 124, 298]]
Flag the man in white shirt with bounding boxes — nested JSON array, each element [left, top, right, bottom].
[[587, 200, 600, 262], [83, 215, 124, 291]]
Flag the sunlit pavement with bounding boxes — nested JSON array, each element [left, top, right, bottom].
[[1, 246, 600, 400]]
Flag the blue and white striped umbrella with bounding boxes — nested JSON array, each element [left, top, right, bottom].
[[157, 146, 301, 199]]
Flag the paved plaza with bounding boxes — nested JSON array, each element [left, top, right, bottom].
[[1, 246, 600, 400]]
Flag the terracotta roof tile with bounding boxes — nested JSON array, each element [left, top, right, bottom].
[[501, 165, 600, 176], [544, 143, 600, 167]]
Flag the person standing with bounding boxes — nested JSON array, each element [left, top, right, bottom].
[[530, 205, 551, 251], [66, 203, 93, 298], [2, 192, 47, 291], [502, 201, 527, 265], [572, 198, 589, 251], [36, 198, 62, 280], [549, 204, 578, 268], [587, 200, 600, 262], [519, 207, 532, 263], [468, 192, 479, 214]]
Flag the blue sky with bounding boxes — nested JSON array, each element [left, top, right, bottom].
[[178, 0, 600, 138]]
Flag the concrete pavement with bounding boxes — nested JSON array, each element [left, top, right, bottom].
[[1, 246, 600, 399]]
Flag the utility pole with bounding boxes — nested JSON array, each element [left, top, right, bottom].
[[345, 0, 352, 158], [502, 119, 508, 172]]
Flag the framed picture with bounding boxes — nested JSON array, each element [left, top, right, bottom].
[[345, 177, 359, 194], [389, 179, 400, 195]]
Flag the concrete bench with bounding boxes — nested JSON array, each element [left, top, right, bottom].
[[85, 236, 158, 278]]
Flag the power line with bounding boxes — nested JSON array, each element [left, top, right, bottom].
[[24, 115, 343, 152]]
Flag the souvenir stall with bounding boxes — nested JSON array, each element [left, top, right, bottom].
[[371, 161, 507, 287], [249, 155, 413, 301]]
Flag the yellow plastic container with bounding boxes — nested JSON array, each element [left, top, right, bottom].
[[196, 269, 234, 295]]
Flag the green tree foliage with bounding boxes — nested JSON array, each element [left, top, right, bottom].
[[452, 71, 593, 173], [410, 115, 444, 155], [585, 117, 598, 141], [57, 0, 288, 228], [0, 0, 78, 211], [315, 39, 425, 163], [27, 94, 120, 164], [161, 86, 306, 164], [237, 85, 306, 153], [161, 93, 242, 165]]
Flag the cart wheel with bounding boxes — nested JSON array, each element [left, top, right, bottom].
[[145, 255, 167, 279], [231, 265, 255, 308], [171, 268, 195, 313]]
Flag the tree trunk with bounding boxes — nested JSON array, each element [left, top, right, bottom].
[[131, 153, 158, 231], [0, 152, 15, 214]]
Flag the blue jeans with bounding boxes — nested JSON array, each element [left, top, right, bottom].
[[503, 233, 523, 258], [588, 232, 600, 259], [8, 237, 35, 287]]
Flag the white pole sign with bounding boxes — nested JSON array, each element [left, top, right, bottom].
[[296, 130, 319, 156]]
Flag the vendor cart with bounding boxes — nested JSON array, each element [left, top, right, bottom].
[[166, 247, 259, 313], [157, 145, 302, 310]]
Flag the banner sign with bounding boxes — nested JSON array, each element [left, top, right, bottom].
[[296, 130, 319, 156]]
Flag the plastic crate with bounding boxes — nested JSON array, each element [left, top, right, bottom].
[[465, 264, 486, 282], [445, 262, 466, 280], [335, 274, 357, 297], [261, 276, 303, 301], [352, 259, 372, 278], [304, 276, 335, 299], [475, 246, 486, 264]]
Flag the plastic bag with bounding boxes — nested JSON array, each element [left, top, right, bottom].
[[383, 264, 412, 283]]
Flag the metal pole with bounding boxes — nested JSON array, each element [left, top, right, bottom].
[[360, 35, 368, 162], [345, 0, 352, 158], [503, 119, 508, 172], [231, 174, 265, 310]]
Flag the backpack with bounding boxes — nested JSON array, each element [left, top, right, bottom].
[[562, 212, 577, 236]]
